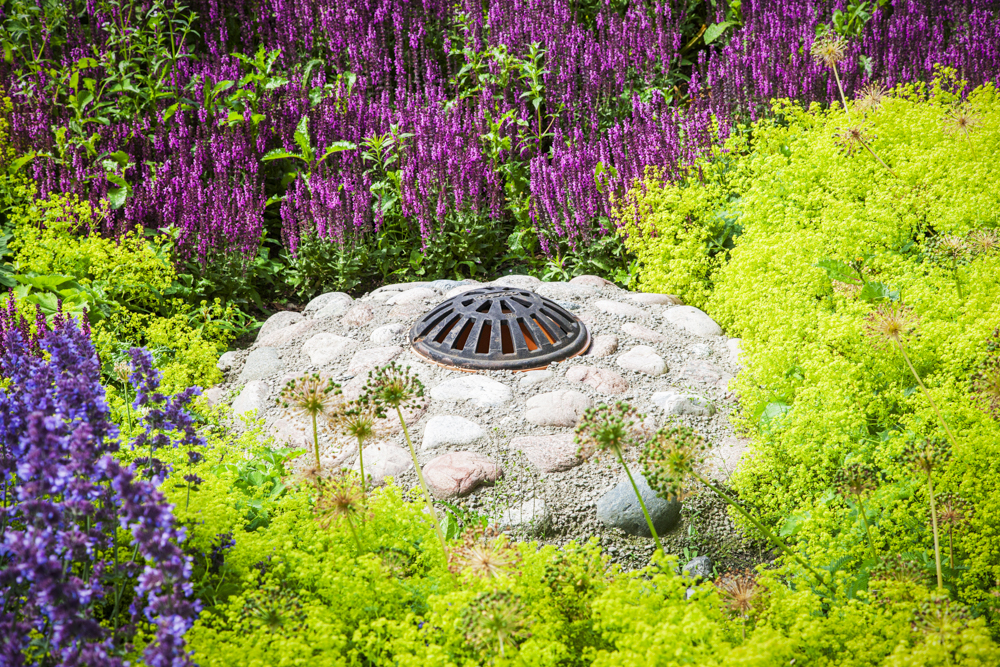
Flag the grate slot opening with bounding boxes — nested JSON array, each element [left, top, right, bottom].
[[517, 318, 539, 351], [540, 309, 568, 335], [476, 301, 491, 313], [476, 322, 492, 354], [434, 315, 461, 343], [500, 301, 513, 314], [532, 315, 556, 345], [511, 297, 531, 308], [500, 321, 514, 354], [452, 320, 474, 350], [418, 308, 453, 338]]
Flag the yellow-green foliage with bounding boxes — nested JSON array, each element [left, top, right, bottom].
[[613, 151, 754, 308], [618, 71, 1000, 612], [7, 191, 229, 389]]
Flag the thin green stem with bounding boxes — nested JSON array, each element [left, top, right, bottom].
[[928, 473, 943, 589], [896, 341, 959, 451], [616, 450, 662, 555], [357, 436, 368, 496], [948, 525, 955, 570], [344, 514, 363, 552], [952, 260, 964, 302], [832, 63, 849, 111], [692, 471, 832, 593], [311, 412, 321, 472], [855, 494, 877, 558], [396, 406, 449, 562]]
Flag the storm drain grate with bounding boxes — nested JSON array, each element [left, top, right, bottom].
[[409, 287, 590, 371]]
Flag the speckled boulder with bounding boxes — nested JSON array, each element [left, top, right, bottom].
[[423, 451, 502, 499]]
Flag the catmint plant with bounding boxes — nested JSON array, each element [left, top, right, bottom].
[[0, 315, 197, 666]]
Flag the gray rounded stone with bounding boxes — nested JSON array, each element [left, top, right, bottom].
[[217, 350, 238, 371], [565, 366, 628, 394], [585, 335, 619, 358], [617, 346, 667, 376], [256, 311, 303, 342], [386, 287, 440, 305], [301, 333, 355, 366], [232, 380, 269, 417], [347, 346, 403, 376], [238, 347, 284, 383], [628, 292, 683, 306], [597, 473, 681, 537], [510, 434, 587, 473], [525, 390, 592, 427], [518, 370, 553, 388], [663, 306, 723, 337], [683, 555, 714, 580], [651, 390, 715, 416], [422, 415, 485, 450], [499, 498, 551, 535], [727, 337, 743, 366], [342, 303, 375, 328], [430, 375, 513, 407], [622, 322, 665, 343], [304, 291, 353, 314], [354, 442, 412, 487], [490, 274, 541, 289], [569, 275, 611, 287], [314, 296, 355, 319], [370, 323, 407, 345], [594, 300, 648, 319]]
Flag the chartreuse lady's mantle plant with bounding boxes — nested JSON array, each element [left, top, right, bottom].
[[0, 307, 197, 667]]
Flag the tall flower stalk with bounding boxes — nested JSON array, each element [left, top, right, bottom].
[[836, 463, 878, 558], [575, 402, 662, 554], [279, 373, 341, 473], [904, 438, 951, 589], [865, 302, 959, 450], [332, 399, 379, 496], [362, 363, 447, 561], [641, 425, 832, 592]]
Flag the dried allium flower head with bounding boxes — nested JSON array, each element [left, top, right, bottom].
[[936, 493, 969, 527], [715, 569, 759, 617], [968, 228, 1000, 255], [835, 124, 872, 156], [639, 425, 706, 499], [239, 583, 307, 634], [574, 401, 642, 458], [449, 525, 521, 579], [835, 463, 877, 497], [279, 372, 341, 419], [944, 104, 982, 138], [936, 234, 969, 260], [856, 81, 889, 112], [902, 437, 951, 475], [113, 359, 131, 384], [810, 30, 848, 68], [911, 594, 971, 636], [361, 362, 425, 412], [864, 302, 918, 348], [314, 472, 366, 529], [873, 554, 926, 587], [461, 590, 532, 660], [334, 399, 380, 442]]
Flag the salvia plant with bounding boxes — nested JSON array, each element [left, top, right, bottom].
[[0, 312, 197, 666]]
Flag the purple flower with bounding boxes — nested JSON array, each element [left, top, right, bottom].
[[0, 312, 197, 666]]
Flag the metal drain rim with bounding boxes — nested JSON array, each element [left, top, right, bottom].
[[408, 287, 590, 372]]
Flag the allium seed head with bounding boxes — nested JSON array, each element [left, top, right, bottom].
[[811, 31, 848, 68], [715, 569, 759, 617], [640, 425, 706, 499], [864, 302, 918, 348]]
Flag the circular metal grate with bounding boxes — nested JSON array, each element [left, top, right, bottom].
[[409, 287, 591, 371]]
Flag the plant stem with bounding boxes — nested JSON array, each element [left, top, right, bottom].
[[858, 138, 898, 178], [952, 260, 964, 302], [855, 494, 877, 558], [396, 406, 449, 562], [948, 525, 955, 570], [345, 514, 363, 552], [311, 412, 321, 472], [616, 450, 662, 555], [928, 472, 943, 589], [896, 341, 959, 451], [357, 436, 367, 496], [692, 470, 832, 593], [832, 63, 849, 111]]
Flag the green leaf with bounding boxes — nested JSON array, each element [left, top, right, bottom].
[[858, 281, 900, 303], [293, 115, 313, 163], [11, 152, 36, 174], [815, 258, 861, 285], [317, 141, 357, 164], [703, 21, 733, 45], [261, 149, 302, 163], [15, 274, 77, 290]]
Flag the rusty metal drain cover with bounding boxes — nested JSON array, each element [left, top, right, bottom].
[[409, 287, 590, 371]]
